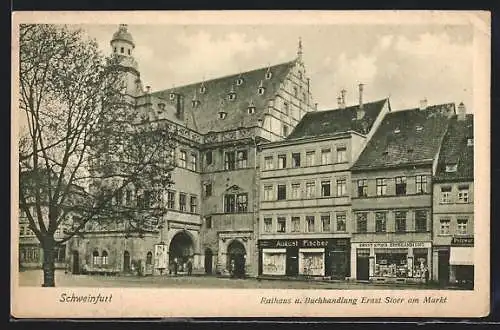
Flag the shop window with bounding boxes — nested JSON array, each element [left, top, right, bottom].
[[146, 252, 153, 265], [356, 213, 368, 233], [395, 211, 407, 233], [204, 183, 212, 197], [375, 212, 387, 233], [190, 196, 198, 213], [236, 150, 248, 169], [357, 179, 368, 197], [321, 181, 331, 197], [262, 250, 286, 275], [415, 210, 427, 232], [415, 175, 428, 194], [336, 146, 347, 163], [321, 214, 331, 232], [190, 153, 197, 171], [167, 191, 175, 209], [263, 185, 273, 201], [413, 248, 429, 279], [336, 178, 347, 196], [291, 183, 301, 199], [277, 154, 287, 169], [264, 156, 274, 170], [376, 178, 387, 196], [277, 184, 287, 200], [458, 185, 470, 203], [439, 218, 451, 235], [92, 251, 100, 265], [179, 151, 187, 168], [264, 218, 272, 233], [291, 217, 300, 232], [305, 181, 316, 198], [374, 250, 408, 278], [101, 251, 108, 266], [336, 213, 346, 232], [395, 176, 407, 195], [205, 150, 213, 165], [457, 218, 468, 235], [306, 216, 315, 232], [441, 186, 452, 203], [277, 217, 286, 233], [305, 151, 315, 166], [292, 153, 301, 167], [224, 152, 236, 170], [321, 149, 331, 165]]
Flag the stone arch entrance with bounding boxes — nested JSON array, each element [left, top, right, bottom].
[[227, 240, 246, 278], [204, 248, 213, 274], [169, 231, 194, 271]]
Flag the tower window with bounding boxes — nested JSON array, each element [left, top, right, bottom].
[[127, 49, 131, 55], [265, 71, 272, 79], [120, 47, 124, 54], [114, 47, 117, 53]]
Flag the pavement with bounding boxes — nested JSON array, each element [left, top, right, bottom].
[[17, 269, 469, 290]]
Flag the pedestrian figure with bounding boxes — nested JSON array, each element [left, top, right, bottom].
[[230, 259, 235, 278], [424, 266, 429, 284], [187, 258, 193, 276], [173, 258, 178, 275]]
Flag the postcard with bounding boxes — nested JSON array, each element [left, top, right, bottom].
[[11, 10, 490, 318]]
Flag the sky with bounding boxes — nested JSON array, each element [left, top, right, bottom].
[[79, 24, 474, 112]]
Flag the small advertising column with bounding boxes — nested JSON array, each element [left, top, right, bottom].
[[154, 243, 168, 275]]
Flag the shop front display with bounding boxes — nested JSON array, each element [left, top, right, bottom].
[[449, 236, 474, 286], [352, 242, 431, 282], [258, 238, 350, 278]]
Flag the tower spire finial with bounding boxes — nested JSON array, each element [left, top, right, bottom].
[[297, 37, 303, 60]]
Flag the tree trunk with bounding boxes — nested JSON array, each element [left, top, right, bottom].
[[42, 238, 56, 287]]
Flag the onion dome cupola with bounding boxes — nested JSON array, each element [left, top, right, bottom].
[[111, 24, 135, 56]]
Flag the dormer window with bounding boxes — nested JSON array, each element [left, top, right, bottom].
[[218, 111, 227, 120], [467, 138, 473, 146], [445, 164, 458, 172], [407, 148, 414, 153], [192, 100, 200, 108], [258, 81, 266, 95], [228, 93, 236, 101], [416, 125, 423, 132], [169, 93, 176, 100], [248, 107, 256, 114], [200, 85, 206, 94], [394, 128, 401, 134], [265, 71, 272, 80], [157, 103, 165, 113], [236, 77, 244, 86], [382, 151, 389, 156]]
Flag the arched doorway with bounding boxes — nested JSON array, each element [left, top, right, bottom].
[[72, 251, 80, 274], [204, 248, 213, 274], [227, 240, 246, 278], [169, 231, 194, 272], [123, 251, 131, 272]]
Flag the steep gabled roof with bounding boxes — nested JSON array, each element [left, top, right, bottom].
[[435, 114, 474, 181], [151, 60, 297, 134], [287, 99, 388, 139], [351, 103, 455, 171]]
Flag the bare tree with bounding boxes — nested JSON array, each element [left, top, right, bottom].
[[18, 24, 175, 287]]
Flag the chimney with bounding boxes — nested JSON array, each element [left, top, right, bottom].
[[357, 83, 365, 120], [314, 103, 318, 111], [145, 86, 151, 94], [337, 96, 342, 108], [307, 78, 310, 93], [340, 89, 347, 109], [176, 94, 184, 120], [419, 98, 428, 110], [457, 102, 466, 121]]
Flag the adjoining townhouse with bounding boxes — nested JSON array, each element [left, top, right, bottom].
[[350, 101, 455, 284], [257, 85, 390, 279], [66, 24, 315, 277], [432, 104, 474, 286]]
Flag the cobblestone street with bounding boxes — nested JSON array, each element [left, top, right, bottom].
[[18, 270, 467, 290]]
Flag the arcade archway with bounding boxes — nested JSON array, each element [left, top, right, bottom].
[[227, 240, 246, 278], [169, 231, 194, 270]]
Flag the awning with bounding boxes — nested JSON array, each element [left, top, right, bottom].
[[450, 247, 474, 266]]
